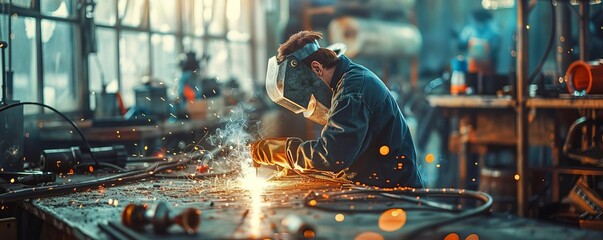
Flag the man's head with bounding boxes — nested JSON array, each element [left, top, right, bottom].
[[278, 31, 339, 85]]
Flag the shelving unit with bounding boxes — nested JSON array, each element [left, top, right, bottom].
[[428, 0, 603, 216]]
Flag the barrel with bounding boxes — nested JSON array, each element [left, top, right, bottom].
[[479, 167, 517, 213]]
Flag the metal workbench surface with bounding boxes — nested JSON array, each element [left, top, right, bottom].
[[15, 166, 603, 240]]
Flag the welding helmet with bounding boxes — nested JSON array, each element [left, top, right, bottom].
[[265, 40, 345, 125]]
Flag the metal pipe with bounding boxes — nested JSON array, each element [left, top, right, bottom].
[[516, 0, 529, 217], [556, 0, 573, 75], [579, 0, 590, 60], [1, 41, 6, 104], [7, 0, 11, 81], [6, 0, 12, 101]]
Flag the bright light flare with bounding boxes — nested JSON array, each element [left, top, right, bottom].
[[237, 159, 272, 238]]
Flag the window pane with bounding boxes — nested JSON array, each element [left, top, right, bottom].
[[95, 0, 117, 26], [226, 0, 250, 41], [207, 0, 225, 36], [118, 0, 146, 28], [42, 20, 77, 111], [149, 0, 177, 33], [151, 34, 178, 88], [41, 0, 74, 18], [182, 36, 203, 55], [89, 28, 117, 92], [4, 0, 32, 8], [205, 40, 227, 81], [11, 16, 39, 113], [228, 42, 252, 91], [119, 31, 149, 107], [182, 0, 204, 36]]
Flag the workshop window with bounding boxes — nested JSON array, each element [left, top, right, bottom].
[[151, 34, 179, 87], [226, 0, 250, 41], [1, 0, 256, 114], [206, 0, 226, 36], [40, 0, 75, 18], [95, 0, 117, 26], [8, 16, 39, 111], [118, 0, 147, 28], [182, 36, 204, 55], [149, 0, 178, 33], [182, 0, 205, 36], [42, 20, 78, 111], [205, 40, 228, 81], [88, 28, 118, 94], [6, 0, 32, 9], [228, 42, 252, 89], [119, 30, 150, 107]]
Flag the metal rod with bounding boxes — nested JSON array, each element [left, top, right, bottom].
[[7, 0, 11, 83], [579, 0, 590, 60], [516, 0, 530, 217], [556, 0, 573, 75], [1, 42, 6, 105]]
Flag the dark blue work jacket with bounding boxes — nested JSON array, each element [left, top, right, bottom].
[[286, 55, 423, 188]]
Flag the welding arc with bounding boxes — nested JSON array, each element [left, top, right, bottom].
[[0, 147, 223, 203], [0, 102, 101, 169], [304, 188, 492, 239]]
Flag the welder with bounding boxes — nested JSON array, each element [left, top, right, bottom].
[[251, 31, 423, 188]]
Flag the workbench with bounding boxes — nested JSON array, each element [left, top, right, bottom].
[[6, 159, 603, 240]]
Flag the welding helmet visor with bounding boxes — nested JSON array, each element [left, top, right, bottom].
[[265, 40, 336, 125]]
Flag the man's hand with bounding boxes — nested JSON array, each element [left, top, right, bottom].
[[250, 138, 290, 168]]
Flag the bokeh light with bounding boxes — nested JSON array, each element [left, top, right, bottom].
[[466, 233, 480, 240], [335, 213, 345, 222], [379, 146, 390, 156], [378, 208, 407, 232], [444, 233, 460, 240], [355, 231, 384, 240], [425, 153, 435, 163]]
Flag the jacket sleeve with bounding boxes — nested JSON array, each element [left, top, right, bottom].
[[285, 93, 370, 172]]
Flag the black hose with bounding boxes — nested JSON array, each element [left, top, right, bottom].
[[528, 0, 557, 84], [303, 188, 492, 239], [0, 147, 224, 203], [0, 102, 100, 168]]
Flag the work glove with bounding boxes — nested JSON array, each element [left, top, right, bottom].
[[250, 138, 290, 168]]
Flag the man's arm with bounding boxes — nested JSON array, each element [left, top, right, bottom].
[[286, 93, 371, 172]]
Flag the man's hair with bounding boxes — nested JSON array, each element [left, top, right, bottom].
[[277, 31, 339, 69]]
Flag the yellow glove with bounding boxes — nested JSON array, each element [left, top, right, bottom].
[[250, 138, 290, 168]]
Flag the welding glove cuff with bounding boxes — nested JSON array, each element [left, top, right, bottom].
[[250, 138, 291, 168]]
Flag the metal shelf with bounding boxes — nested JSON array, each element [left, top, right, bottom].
[[532, 166, 603, 176], [527, 97, 603, 109], [426, 95, 515, 109]]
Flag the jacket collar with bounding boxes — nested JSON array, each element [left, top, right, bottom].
[[329, 55, 351, 90]]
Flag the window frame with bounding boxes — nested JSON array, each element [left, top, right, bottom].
[[2, 0, 256, 116]]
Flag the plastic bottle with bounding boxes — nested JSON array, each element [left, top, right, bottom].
[[450, 56, 468, 95]]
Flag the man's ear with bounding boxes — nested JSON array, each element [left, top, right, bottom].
[[310, 61, 323, 76]]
